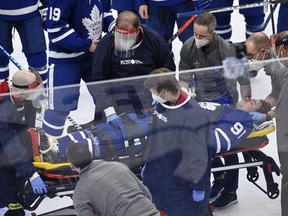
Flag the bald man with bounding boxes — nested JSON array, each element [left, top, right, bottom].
[[245, 32, 288, 123], [10, 70, 46, 128], [0, 70, 47, 216]]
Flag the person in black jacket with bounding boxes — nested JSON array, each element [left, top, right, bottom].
[[0, 70, 47, 216], [91, 11, 176, 124]]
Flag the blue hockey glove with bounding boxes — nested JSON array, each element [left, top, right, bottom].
[[106, 114, 119, 123], [249, 112, 264, 125], [192, 190, 205, 202], [31, 176, 47, 194]]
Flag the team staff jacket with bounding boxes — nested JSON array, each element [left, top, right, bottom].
[[0, 0, 47, 21], [92, 25, 175, 80], [46, 0, 115, 64], [92, 25, 175, 111], [0, 96, 35, 179], [146, 95, 211, 190], [137, 0, 190, 6], [263, 49, 288, 102], [179, 34, 251, 103]]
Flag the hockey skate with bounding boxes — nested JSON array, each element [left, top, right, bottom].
[[28, 128, 62, 163]]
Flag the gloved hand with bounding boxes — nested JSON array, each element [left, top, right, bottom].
[[106, 113, 119, 123], [249, 112, 264, 125], [192, 190, 205, 202], [30, 176, 48, 194]]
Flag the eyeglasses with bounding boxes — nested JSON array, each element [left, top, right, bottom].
[[246, 49, 263, 60]]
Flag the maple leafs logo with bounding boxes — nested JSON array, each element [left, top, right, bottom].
[[198, 102, 220, 111], [82, 5, 103, 40]]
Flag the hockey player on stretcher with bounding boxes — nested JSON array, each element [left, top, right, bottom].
[[29, 94, 273, 164]]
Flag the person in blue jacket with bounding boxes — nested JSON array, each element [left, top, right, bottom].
[[0, 0, 48, 88], [91, 11, 175, 123], [0, 70, 47, 216], [142, 70, 211, 216], [138, 0, 195, 46], [43, 0, 115, 138]]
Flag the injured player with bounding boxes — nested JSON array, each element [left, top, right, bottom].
[[29, 96, 271, 163]]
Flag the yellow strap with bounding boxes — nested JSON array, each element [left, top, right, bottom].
[[8, 203, 23, 210], [33, 161, 70, 170], [247, 125, 275, 138]]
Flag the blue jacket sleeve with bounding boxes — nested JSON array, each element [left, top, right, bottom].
[[1, 130, 35, 179], [102, 0, 115, 32]]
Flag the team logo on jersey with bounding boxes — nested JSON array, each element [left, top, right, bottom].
[[82, 5, 102, 40], [198, 102, 220, 111], [152, 110, 167, 123], [120, 59, 144, 65]]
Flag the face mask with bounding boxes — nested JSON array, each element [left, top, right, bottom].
[[248, 59, 264, 72], [114, 27, 138, 52], [151, 92, 167, 104], [195, 38, 210, 49]]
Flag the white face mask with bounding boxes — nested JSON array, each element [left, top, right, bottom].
[[151, 92, 167, 104], [114, 27, 138, 52], [248, 59, 264, 72], [195, 38, 210, 49]]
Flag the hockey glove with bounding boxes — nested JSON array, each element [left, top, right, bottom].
[[0, 79, 9, 101], [192, 190, 205, 202], [30, 173, 47, 194], [249, 112, 264, 125]]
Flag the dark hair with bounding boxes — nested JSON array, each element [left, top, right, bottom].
[[194, 12, 216, 33], [256, 100, 272, 113], [143, 68, 179, 94], [66, 142, 92, 169]]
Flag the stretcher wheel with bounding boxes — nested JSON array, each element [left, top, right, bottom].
[[247, 172, 259, 182], [267, 183, 280, 199]]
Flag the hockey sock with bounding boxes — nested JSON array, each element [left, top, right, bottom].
[[43, 109, 69, 138]]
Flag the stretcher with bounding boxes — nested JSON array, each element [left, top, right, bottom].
[[212, 121, 280, 200], [17, 121, 279, 216]]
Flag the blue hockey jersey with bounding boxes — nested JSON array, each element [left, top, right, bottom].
[[0, 0, 44, 21], [199, 102, 254, 154], [46, 0, 115, 64]]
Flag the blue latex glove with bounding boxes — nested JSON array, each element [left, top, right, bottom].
[[192, 190, 205, 202], [249, 112, 264, 125], [106, 114, 119, 123], [141, 164, 146, 179], [31, 176, 48, 194]]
